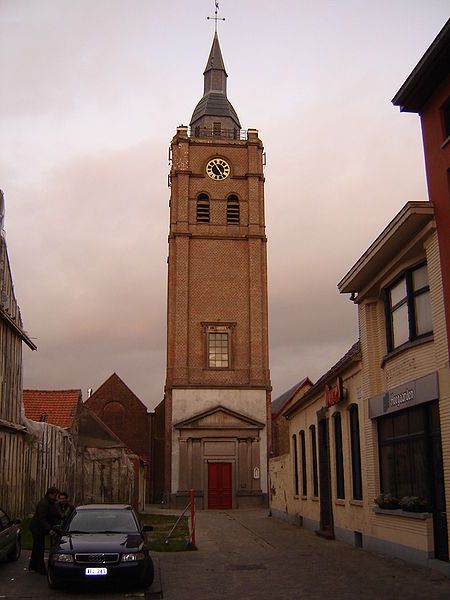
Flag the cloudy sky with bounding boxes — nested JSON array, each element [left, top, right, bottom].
[[1, 1, 448, 410]]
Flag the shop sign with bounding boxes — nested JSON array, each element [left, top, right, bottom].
[[325, 377, 344, 408], [368, 372, 438, 419]]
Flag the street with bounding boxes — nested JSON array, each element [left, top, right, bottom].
[[2, 508, 450, 599]]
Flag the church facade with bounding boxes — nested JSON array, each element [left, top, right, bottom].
[[156, 32, 271, 508]]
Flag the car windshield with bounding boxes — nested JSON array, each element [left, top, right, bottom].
[[67, 509, 138, 533]]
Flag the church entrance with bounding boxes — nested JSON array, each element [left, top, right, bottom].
[[208, 462, 232, 509]]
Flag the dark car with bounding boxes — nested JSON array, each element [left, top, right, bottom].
[[0, 507, 21, 562], [47, 504, 154, 589]]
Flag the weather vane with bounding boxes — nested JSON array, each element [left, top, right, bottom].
[[207, 1, 225, 34]]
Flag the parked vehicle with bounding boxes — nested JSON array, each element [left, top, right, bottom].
[[47, 504, 154, 589], [0, 507, 21, 562]]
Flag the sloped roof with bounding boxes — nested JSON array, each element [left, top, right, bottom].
[[190, 92, 241, 127], [86, 372, 148, 413], [23, 389, 81, 428], [272, 377, 312, 417], [392, 18, 450, 113], [204, 32, 226, 74], [284, 341, 361, 418]]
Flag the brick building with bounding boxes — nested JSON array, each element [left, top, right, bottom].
[[156, 31, 271, 508], [392, 18, 450, 358], [85, 373, 151, 464]]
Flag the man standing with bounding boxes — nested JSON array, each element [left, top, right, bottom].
[[28, 486, 59, 575]]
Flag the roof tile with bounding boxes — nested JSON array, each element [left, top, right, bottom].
[[23, 389, 81, 429]]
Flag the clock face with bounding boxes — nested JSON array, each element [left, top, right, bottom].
[[206, 158, 230, 181]]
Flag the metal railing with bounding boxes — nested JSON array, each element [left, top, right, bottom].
[[188, 127, 247, 141]]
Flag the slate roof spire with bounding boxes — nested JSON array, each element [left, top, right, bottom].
[[190, 32, 241, 130]]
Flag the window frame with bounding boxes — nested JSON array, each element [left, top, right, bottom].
[[333, 411, 345, 500], [385, 262, 432, 353], [300, 430, 307, 497], [226, 194, 240, 224], [196, 193, 210, 223], [202, 322, 235, 370], [377, 404, 434, 501], [349, 404, 363, 500], [292, 433, 299, 496], [310, 424, 319, 497]]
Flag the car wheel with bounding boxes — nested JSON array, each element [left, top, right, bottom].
[[7, 538, 21, 562], [47, 568, 60, 590], [142, 562, 155, 588]]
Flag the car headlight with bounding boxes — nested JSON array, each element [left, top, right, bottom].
[[122, 552, 145, 562], [51, 553, 74, 563]]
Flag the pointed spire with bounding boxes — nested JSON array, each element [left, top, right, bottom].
[[190, 33, 241, 131], [204, 32, 226, 74]]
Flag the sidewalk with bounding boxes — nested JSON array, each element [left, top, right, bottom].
[[154, 508, 450, 600]]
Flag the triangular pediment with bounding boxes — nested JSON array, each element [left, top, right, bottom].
[[174, 405, 265, 430]]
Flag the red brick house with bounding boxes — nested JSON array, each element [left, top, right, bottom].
[[392, 18, 450, 358]]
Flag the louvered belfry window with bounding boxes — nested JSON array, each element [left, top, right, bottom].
[[197, 194, 210, 223], [227, 195, 239, 224]]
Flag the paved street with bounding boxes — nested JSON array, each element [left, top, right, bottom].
[[1, 508, 450, 599]]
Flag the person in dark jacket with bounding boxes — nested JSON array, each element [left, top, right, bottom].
[[28, 486, 59, 574]]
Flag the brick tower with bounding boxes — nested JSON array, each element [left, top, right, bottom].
[[161, 31, 271, 508]]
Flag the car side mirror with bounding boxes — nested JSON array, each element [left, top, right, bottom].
[[142, 524, 153, 532]]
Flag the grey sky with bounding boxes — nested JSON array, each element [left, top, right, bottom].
[[1, 1, 448, 409]]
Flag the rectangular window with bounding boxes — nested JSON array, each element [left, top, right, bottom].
[[349, 405, 363, 500], [334, 412, 345, 499], [310, 425, 319, 497], [300, 430, 307, 496], [442, 99, 450, 140], [385, 263, 432, 351], [208, 332, 229, 368], [293, 434, 299, 496], [378, 405, 432, 501], [213, 122, 222, 137]]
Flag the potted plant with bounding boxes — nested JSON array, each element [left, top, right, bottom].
[[400, 496, 429, 513], [374, 493, 400, 510]]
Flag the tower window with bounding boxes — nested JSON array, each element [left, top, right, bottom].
[[227, 195, 240, 224], [197, 194, 210, 223], [208, 332, 229, 368], [203, 322, 235, 369], [213, 122, 222, 137]]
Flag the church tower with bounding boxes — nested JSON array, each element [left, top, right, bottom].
[[163, 29, 271, 508]]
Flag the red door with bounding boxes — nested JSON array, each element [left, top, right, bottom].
[[208, 463, 232, 509]]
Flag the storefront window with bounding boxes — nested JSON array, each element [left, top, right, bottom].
[[378, 405, 429, 500]]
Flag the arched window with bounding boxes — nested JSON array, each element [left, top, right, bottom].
[[196, 194, 210, 223], [227, 195, 240, 224]]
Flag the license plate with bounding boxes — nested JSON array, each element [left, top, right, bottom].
[[85, 567, 107, 576]]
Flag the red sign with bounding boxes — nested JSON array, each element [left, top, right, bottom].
[[325, 377, 344, 408]]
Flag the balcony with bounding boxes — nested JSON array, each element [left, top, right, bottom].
[[188, 126, 247, 141]]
